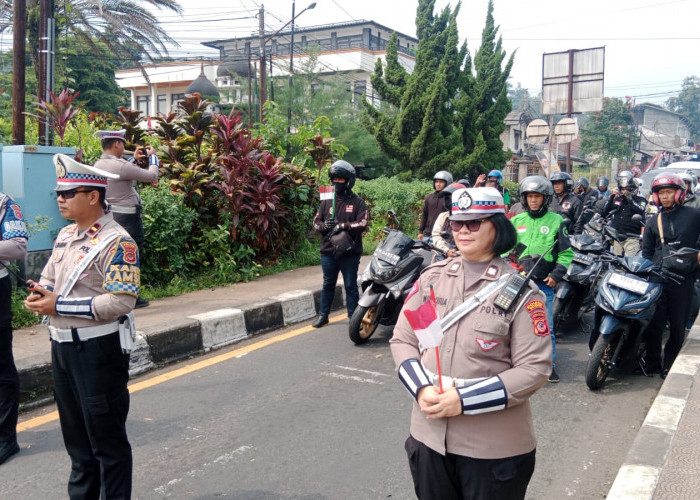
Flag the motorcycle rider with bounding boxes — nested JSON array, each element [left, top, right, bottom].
[[431, 182, 467, 258], [603, 170, 647, 256], [549, 172, 583, 234], [311, 160, 368, 328], [475, 169, 511, 208], [680, 172, 700, 209], [418, 171, 453, 241], [596, 176, 611, 200], [641, 172, 700, 378], [510, 176, 574, 383], [573, 177, 599, 230]]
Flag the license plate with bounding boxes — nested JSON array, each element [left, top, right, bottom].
[[573, 252, 593, 265], [608, 273, 647, 294], [374, 247, 401, 265]]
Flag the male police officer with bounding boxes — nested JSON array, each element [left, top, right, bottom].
[[95, 129, 158, 308], [0, 193, 28, 466], [25, 154, 139, 499]]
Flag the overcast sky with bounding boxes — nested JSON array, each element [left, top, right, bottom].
[[114, 0, 700, 106]]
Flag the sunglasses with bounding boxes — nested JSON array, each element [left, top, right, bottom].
[[450, 219, 486, 232], [57, 188, 95, 199]]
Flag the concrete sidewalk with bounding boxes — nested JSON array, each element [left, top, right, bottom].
[[12, 255, 700, 499], [14, 255, 371, 401]]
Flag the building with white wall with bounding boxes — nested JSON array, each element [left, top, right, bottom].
[[115, 59, 220, 116]]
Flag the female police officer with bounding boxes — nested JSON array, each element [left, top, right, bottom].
[[390, 187, 552, 500]]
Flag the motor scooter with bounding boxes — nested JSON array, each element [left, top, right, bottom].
[[585, 253, 684, 390], [348, 211, 444, 345]]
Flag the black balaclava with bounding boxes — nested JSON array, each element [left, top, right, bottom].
[[334, 181, 349, 197]]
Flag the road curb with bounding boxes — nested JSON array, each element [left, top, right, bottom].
[[607, 327, 700, 500], [18, 284, 345, 403]]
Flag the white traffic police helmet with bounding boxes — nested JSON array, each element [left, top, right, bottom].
[[450, 187, 506, 221]]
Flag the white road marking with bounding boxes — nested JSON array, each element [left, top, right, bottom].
[[322, 372, 384, 384], [153, 445, 253, 495], [333, 364, 392, 377]]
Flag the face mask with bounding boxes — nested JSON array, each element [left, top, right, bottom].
[[334, 182, 348, 195]]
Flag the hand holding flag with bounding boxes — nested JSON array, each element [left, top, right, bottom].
[[403, 285, 445, 392]]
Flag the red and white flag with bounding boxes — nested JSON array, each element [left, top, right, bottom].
[[403, 299, 444, 349], [320, 185, 334, 201]]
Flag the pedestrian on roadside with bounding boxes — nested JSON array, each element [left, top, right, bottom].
[[510, 176, 574, 382], [417, 171, 453, 241], [94, 129, 158, 309], [311, 160, 368, 328], [391, 187, 551, 500], [641, 172, 700, 378], [549, 172, 583, 234], [24, 154, 140, 498], [0, 193, 28, 466], [603, 170, 647, 256], [430, 182, 467, 259]]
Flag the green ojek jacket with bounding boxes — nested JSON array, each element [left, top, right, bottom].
[[509, 210, 574, 283]]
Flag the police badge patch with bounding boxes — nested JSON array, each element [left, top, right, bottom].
[[457, 191, 473, 210], [525, 299, 550, 337]]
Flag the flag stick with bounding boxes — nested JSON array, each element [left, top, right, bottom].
[[331, 190, 336, 219], [429, 285, 444, 393]]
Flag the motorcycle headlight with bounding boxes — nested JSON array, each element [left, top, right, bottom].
[[378, 268, 399, 281]]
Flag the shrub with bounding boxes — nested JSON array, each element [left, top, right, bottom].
[[140, 183, 197, 286], [354, 177, 432, 241]]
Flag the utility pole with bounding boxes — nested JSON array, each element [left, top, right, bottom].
[[38, 0, 56, 145], [12, 0, 26, 145], [269, 56, 274, 102], [288, 0, 296, 133], [258, 5, 267, 121], [565, 49, 574, 173], [247, 46, 252, 128]]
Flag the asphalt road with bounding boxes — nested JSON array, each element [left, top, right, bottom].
[[4, 315, 663, 499]]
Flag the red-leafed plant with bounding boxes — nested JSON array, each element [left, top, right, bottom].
[[28, 88, 83, 145]]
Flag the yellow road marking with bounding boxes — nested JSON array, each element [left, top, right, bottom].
[[17, 313, 347, 432]]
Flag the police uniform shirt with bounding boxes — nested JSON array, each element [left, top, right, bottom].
[[390, 257, 552, 459], [39, 212, 139, 329], [0, 194, 29, 264], [95, 154, 158, 207]]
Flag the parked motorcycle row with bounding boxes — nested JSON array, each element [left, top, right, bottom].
[[348, 209, 697, 391]]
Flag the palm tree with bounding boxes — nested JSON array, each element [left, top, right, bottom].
[[0, 0, 183, 79]]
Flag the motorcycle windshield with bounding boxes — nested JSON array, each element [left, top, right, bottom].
[[619, 256, 654, 273], [374, 230, 415, 264]]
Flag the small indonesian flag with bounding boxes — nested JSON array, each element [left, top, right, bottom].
[[403, 299, 444, 349], [320, 185, 334, 201]]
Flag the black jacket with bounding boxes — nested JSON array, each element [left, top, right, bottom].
[[550, 192, 583, 234], [313, 191, 368, 255], [642, 205, 700, 279], [604, 194, 647, 237]]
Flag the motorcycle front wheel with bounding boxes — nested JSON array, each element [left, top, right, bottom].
[[585, 333, 620, 390], [349, 305, 378, 344]]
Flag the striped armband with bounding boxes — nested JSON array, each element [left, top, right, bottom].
[[55, 295, 95, 319], [148, 154, 160, 167], [398, 359, 432, 400], [456, 375, 507, 415]]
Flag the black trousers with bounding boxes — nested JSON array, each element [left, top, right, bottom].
[[112, 210, 144, 267], [404, 435, 536, 500], [52, 332, 132, 500], [644, 278, 696, 371], [0, 276, 19, 444]]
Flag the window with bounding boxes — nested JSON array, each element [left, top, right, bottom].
[[157, 94, 167, 115], [136, 95, 150, 116], [171, 93, 185, 105]]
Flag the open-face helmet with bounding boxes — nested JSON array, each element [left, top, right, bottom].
[[519, 175, 554, 218], [650, 172, 686, 206]]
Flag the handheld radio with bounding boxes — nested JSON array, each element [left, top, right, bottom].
[[494, 238, 559, 313]]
